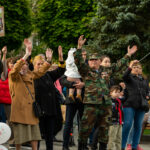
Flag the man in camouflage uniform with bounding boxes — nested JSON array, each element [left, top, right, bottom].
[[75, 36, 138, 150]]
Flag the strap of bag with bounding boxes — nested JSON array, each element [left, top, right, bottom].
[[24, 82, 34, 101], [20, 75, 34, 101]]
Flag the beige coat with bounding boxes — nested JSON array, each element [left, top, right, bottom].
[[9, 59, 50, 125]]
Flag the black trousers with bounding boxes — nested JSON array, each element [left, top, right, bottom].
[[39, 115, 55, 150]]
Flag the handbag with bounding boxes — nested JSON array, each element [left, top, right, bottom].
[[23, 80, 43, 118], [137, 80, 149, 113], [140, 95, 149, 113], [32, 101, 43, 118]]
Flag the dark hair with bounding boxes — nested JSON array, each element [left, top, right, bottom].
[[110, 85, 121, 93], [7, 58, 14, 68], [7, 55, 23, 68], [100, 55, 110, 62]]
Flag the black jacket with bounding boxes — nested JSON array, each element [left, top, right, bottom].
[[59, 75, 85, 104], [123, 68, 149, 110], [111, 98, 123, 125], [34, 66, 65, 116]]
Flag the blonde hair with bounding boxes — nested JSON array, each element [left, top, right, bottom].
[[33, 55, 44, 66]]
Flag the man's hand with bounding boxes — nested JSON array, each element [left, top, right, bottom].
[[127, 45, 138, 57], [73, 81, 85, 89], [58, 45, 63, 61], [24, 39, 32, 56], [129, 60, 139, 68], [46, 48, 53, 61], [2, 46, 7, 55], [77, 35, 86, 49]]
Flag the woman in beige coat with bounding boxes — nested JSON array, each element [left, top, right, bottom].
[[8, 39, 51, 150]]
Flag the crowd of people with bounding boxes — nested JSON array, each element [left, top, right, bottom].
[[0, 35, 150, 150]]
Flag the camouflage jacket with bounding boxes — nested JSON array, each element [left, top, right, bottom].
[[75, 50, 111, 105], [99, 55, 131, 83]]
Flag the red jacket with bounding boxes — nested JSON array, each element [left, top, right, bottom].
[[0, 69, 11, 104]]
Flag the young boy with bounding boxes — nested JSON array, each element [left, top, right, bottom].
[[107, 85, 123, 150]]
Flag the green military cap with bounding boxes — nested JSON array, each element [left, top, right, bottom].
[[89, 53, 99, 60]]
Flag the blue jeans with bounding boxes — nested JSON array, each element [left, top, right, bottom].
[[122, 107, 145, 149], [127, 122, 134, 144], [63, 103, 84, 148]]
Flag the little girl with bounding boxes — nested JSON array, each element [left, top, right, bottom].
[[64, 48, 82, 102]]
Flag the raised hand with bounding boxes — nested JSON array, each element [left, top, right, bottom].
[[129, 60, 139, 68], [24, 39, 32, 56], [77, 35, 86, 49], [127, 45, 138, 56], [58, 45, 63, 61], [46, 48, 53, 61], [2, 46, 7, 55]]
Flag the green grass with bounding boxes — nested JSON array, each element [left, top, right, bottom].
[[143, 129, 150, 135]]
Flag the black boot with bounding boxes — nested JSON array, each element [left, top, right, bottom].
[[78, 142, 83, 150], [78, 142, 88, 150], [121, 149, 125, 150], [132, 149, 137, 150], [99, 142, 107, 150]]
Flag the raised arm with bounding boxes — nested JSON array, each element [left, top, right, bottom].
[[1, 46, 7, 80], [46, 46, 65, 81], [123, 60, 139, 82], [74, 35, 89, 78], [111, 45, 138, 73], [9, 39, 32, 81]]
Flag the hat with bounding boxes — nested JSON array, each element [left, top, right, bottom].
[[89, 53, 99, 60]]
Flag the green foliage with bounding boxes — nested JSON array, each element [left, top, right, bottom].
[[0, 0, 33, 51], [88, 0, 150, 64], [35, 0, 96, 57]]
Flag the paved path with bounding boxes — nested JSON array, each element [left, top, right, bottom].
[[3, 126, 150, 150]]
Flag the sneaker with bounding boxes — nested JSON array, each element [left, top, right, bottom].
[[137, 145, 143, 150], [9, 144, 16, 149], [21, 143, 32, 149], [126, 144, 132, 150]]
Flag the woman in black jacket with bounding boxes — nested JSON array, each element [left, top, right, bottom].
[[33, 46, 65, 150], [122, 60, 149, 150]]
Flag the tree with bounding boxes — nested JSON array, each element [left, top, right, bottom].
[[35, 0, 96, 57], [0, 0, 33, 52], [88, 0, 150, 65]]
